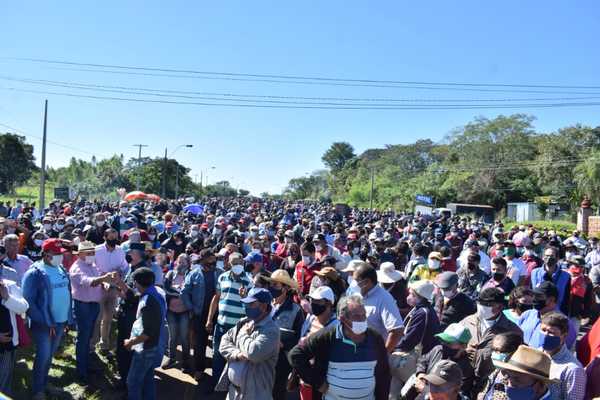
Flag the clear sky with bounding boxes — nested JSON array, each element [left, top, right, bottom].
[[1, 1, 599, 195]]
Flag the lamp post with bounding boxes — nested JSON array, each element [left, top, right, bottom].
[[162, 144, 193, 199]]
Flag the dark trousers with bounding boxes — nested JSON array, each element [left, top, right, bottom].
[[210, 323, 228, 388], [116, 310, 136, 383], [192, 311, 209, 373], [273, 351, 292, 400], [74, 300, 100, 379]]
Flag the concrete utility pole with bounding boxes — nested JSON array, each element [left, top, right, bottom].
[[369, 168, 375, 212], [132, 144, 148, 190], [39, 100, 48, 212]]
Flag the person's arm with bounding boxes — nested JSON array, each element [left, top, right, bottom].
[[22, 271, 44, 323], [564, 366, 587, 400], [386, 328, 404, 353], [237, 323, 280, 363], [288, 328, 330, 390], [2, 281, 28, 314], [397, 309, 426, 352], [205, 291, 220, 332], [219, 322, 243, 361], [380, 295, 405, 352]]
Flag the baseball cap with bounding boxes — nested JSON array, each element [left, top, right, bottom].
[[436, 272, 458, 290], [478, 287, 505, 305], [42, 238, 67, 254], [244, 252, 263, 264], [240, 287, 272, 304], [309, 286, 335, 303], [422, 360, 463, 387], [435, 323, 472, 345]]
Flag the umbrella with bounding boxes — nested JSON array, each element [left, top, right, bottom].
[[183, 203, 204, 215], [146, 193, 161, 202], [124, 191, 147, 201]]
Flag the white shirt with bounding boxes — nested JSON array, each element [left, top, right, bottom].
[[506, 257, 527, 284], [457, 250, 491, 275], [94, 243, 128, 276]]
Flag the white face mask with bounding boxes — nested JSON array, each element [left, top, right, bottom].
[[73, 237, 81, 246], [51, 254, 63, 266], [231, 264, 244, 275], [43, 223, 52, 231], [190, 230, 199, 237], [120, 208, 128, 215], [302, 256, 313, 265], [85, 255, 95, 264], [352, 248, 360, 255], [284, 238, 293, 244], [34, 239, 44, 247], [477, 303, 496, 321], [428, 259, 441, 270], [442, 289, 456, 299], [315, 245, 323, 252], [55, 224, 64, 231], [216, 260, 224, 270], [350, 320, 368, 335], [96, 220, 105, 227]]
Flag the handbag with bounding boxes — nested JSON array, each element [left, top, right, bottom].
[[16, 314, 31, 347]]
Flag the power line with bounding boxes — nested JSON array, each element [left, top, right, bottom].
[[6, 56, 600, 90], [4, 76, 600, 104], [3, 86, 600, 110]]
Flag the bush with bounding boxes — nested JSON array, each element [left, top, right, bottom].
[[506, 220, 577, 235]]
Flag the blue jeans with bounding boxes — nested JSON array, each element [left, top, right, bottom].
[[127, 347, 158, 400], [74, 300, 100, 379], [166, 311, 190, 362], [31, 322, 66, 395], [210, 324, 228, 388]]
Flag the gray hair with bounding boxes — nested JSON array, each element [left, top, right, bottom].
[[337, 294, 364, 319], [3, 234, 19, 243]]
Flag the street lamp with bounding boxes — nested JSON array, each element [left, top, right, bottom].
[[200, 166, 216, 188], [161, 144, 193, 198]]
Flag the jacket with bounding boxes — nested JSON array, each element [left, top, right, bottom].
[[217, 316, 280, 400], [289, 325, 390, 400], [0, 279, 29, 346], [181, 266, 206, 316], [272, 296, 304, 352], [398, 300, 440, 354], [436, 291, 477, 330], [163, 269, 189, 311], [416, 344, 474, 396], [22, 262, 74, 328]]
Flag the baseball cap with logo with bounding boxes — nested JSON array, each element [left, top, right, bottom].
[[435, 323, 472, 345], [42, 238, 67, 254]]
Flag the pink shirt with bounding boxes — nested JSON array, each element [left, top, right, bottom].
[[69, 259, 104, 303], [94, 243, 128, 276]]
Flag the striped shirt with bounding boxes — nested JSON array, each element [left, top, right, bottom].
[[216, 271, 252, 329]]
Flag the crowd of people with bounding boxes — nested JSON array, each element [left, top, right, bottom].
[[2, 196, 600, 399]]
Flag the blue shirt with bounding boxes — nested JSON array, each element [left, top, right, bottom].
[[518, 309, 577, 350], [41, 263, 71, 323], [530, 266, 571, 312]]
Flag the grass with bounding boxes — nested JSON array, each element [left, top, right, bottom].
[[0, 184, 56, 206]]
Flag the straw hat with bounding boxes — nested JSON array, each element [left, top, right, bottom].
[[315, 267, 341, 282], [73, 241, 96, 254], [492, 345, 558, 383], [268, 269, 298, 290]]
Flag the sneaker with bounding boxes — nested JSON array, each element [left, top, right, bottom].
[[161, 358, 177, 369]]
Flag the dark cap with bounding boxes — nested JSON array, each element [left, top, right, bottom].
[[569, 255, 586, 267], [423, 359, 463, 387], [436, 272, 458, 289], [478, 287, 505, 304], [129, 242, 145, 253], [534, 281, 559, 300]]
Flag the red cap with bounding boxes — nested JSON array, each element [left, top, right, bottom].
[[165, 222, 174, 228], [42, 238, 67, 254], [201, 223, 209, 229]]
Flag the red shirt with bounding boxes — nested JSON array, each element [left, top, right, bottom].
[[441, 257, 456, 272], [294, 261, 319, 296]]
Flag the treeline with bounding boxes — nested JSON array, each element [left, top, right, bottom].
[[283, 114, 600, 213]]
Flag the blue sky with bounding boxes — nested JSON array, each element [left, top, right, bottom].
[[1, 1, 599, 195]]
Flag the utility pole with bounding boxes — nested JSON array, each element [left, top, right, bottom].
[[175, 165, 180, 199], [369, 168, 375, 213], [161, 147, 167, 198], [199, 171, 203, 190], [39, 100, 48, 212], [132, 144, 148, 191]]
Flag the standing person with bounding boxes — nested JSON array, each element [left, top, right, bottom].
[[0, 262, 28, 396], [69, 241, 114, 384], [410, 252, 443, 283], [530, 247, 571, 315], [456, 253, 488, 301], [503, 286, 534, 324], [435, 272, 477, 330], [2, 233, 32, 284], [122, 267, 166, 400], [268, 269, 304, 400], [22, 238, 73, 400], [289, 294, 391, 400], [162, 254, 191, 371], [85, 212, 108, 245], [93, 228, 129, 356], [421, 360, 470, 400], [216, 287, 280, 399], [481, 257, 515, 294], [205, 250, 253, 392]]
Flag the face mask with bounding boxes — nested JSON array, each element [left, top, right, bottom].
[[496, 250, 505, 257], [120, 208, 128, 215], [85, 255, 95, 264], [533, 300, 546, 311], [352, 248, 360, 255], [491, 351, 510, 362], [106, 239, 119, 247], [302, 256, 313, 265], [442, 289, 456, 299], [231, 264, 244, 275], [505, 248, 516, 257], [250, 232, 258, 238], [190, 230, 198, 237], [269, 286, 283, 299], [6, 228, 15, 234], [493, 272, 505, 282], [43, 223, 52, 231], [505, 385, 536, 399], [263, 247, 270, 253], [284, 238, 293, 244], [441, 345, 460, 359], [216, 260, 224, 270], [516, 302, 532, 313], [540, 332, 562, 351], [175, 240, 183, 246], [543, 255, 557, 266], [311, 301, 327, 316], [51, 254, 63, 266], [148, 235, 156, 241], [125, 254, 133, 263], [96, 220, 105, 227], [243, 304, 263, 321], [428, 259, 441, 270], [315, 245, 323, 252], [214, 228, 222, 235], [349, 320, 368, 335], [477, 303, 496, 320], [34, 239, 44, 247]]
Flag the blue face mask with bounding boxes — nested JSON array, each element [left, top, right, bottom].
[[505, 385, 536, 399], [540, 332, 561, 351], [244, 304, 263, 320]]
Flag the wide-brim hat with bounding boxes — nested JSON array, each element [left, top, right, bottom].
[[73, 241, 96, 254], [492, 345, 558, 384], [377, 262, 403, 283], [342, 259, 365, 273], [267, 269, 298, 290], [315, 267, 341, 282]]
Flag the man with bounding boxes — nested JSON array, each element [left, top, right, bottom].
[[483, 345, 557, 400], [289, 294, 391, 400], [539, 312, 586, 400], [530, 247, 571, 315], [216, 288, 280, 399], [503, 241, 527, 286], [435, 271, 476, 330], [518, 281, 577, 350], [353, 262, 404, 352], [456, 253, 488, 301], [205, 249, 253, 391], [457, 240, 491, 275], [181, 249, 218, 380], [312, 233, 344, 267], [421, 360, 469, 400], [122, 267, 166, 400], [0, 245, 19, 283], [481, 257, 515, 294], [460, 287, 521, 395], [22, 238, 73, 400], [410, 251, 443, 282], [2, 234, 33, 284], [111, 201, 134, 238], [405, 243, 427, 278], [85, 212, 108, 245], [92, 228, 129, 355]]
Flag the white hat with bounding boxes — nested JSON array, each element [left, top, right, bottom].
[[409, 280, 435, 302], [377, 262, 403, 284], [309, 286, 335, 303], [342, 259, 364, 273]]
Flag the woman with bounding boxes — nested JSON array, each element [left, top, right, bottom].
[[24, 230, 47, 262], [280, 242, 301, 277], [162, 253, 191, 371], [295, 242, 318, 298], [69, 241, 114, 384], [311, 262, 347, 307], [503, 285, 534, 324], [268, 270, 304, 400], [297, 285, 338, 400]]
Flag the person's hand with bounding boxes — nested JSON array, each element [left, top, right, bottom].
[[205, 320, 214, 333], [415, 375, 426, 392], [0, 332, 11, 343], [318, 382, 329, 394], [0, 281, 9, 301], [238, 287, 247, 298], [124, 339, 133, 351], [49, 327, 56, 338]]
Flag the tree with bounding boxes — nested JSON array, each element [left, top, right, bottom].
[[0, 133, 37, 193], [238, 189, 250, 196], [322, 142, 356, 172]]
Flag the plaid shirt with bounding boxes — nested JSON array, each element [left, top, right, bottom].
[[550, 345, 586, 400]]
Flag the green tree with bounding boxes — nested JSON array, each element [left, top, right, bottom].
[[0, 133, 37, 193], [322, 142, 356, 172]]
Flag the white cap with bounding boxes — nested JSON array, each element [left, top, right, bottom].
[[409, 280, 435, 302], [342, 259, 364, 273], [309, 286, 335, 303]]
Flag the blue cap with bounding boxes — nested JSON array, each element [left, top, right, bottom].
[[241, 287, 272, 304], [244, 252, 263, 264]]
